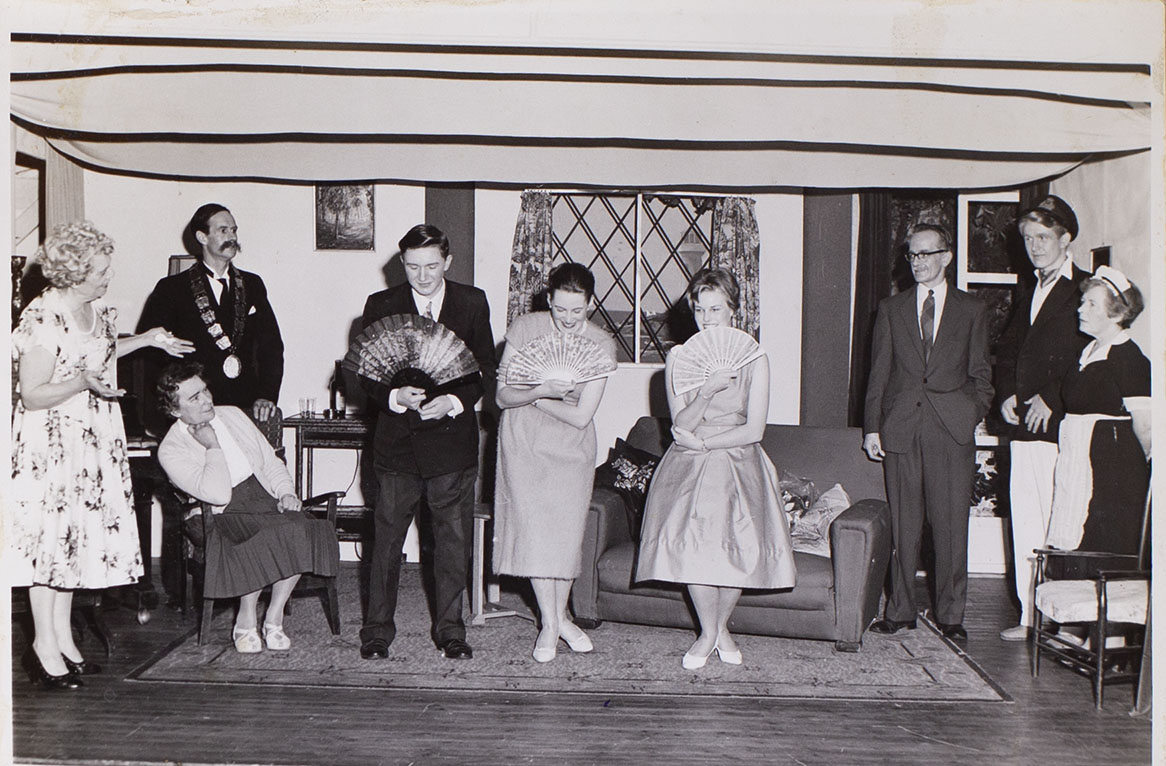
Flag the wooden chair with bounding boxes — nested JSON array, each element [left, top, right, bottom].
[[1031, 490, 1151, 710], [172, 407, 344, 645]]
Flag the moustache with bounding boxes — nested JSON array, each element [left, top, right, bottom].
[[222, 241, 241, 251]]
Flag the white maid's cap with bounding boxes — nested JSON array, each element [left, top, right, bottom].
[[1093, 265, 1131, 297]]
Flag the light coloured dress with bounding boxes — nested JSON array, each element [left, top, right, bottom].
[[636, 354, 796, 589], [9, 289, 144, 589], [493, 312, 616, 579]]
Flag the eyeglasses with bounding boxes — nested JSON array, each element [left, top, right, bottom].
[[904, 248, 948, 263]]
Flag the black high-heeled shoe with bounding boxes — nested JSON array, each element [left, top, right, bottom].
[[23, 649, 83, 690], [62, 655, 102, 676]]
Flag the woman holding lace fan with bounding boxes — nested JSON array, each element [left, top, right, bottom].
[[636, 268, 795, 670], [493, 262, 617, 663]]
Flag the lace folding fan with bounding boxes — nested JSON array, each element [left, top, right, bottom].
[[504, 331, 616, 386], [670, 325, 763, 395], [343, 314, 480, 396]]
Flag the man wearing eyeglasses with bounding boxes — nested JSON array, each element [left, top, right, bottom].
[[862, 223, 993, 642], [994, 196, 1090, 643]]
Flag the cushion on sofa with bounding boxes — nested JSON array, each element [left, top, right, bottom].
[[594, 438, 660, 542], [788, 483, 852, 558], [779, 469, 819, 513]]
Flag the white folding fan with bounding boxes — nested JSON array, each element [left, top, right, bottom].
[[670, 325, 763, 395], [343, 314, 480, 395], [504, 331, 616, 386]]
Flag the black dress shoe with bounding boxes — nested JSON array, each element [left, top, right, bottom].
[[869, 618, 917, 635], [63, 656, 102, 676], [360, 639, 389, 660], [440, 638, 473, 660], [23, 650, 83, 690], [939, 623, 968, 641]]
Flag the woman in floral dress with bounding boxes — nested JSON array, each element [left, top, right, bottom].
[[11, 221, 192, 689]]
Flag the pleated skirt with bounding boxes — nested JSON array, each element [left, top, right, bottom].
[[203, 476, 339, 598]]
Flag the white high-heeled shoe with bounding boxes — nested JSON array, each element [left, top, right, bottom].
[[559, 621, 594, 653], [532, 629, 557, 663], [714, 630, 743, 665], [715, 642, 743, 665], [682, 640, 716, 670]]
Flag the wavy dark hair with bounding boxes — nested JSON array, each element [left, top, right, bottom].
[[546, 262, 596, 302], [156, 360, 207, 418]]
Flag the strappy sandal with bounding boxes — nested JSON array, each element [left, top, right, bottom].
[[262, 623, 291, 651], [232, 627, 262, 654]]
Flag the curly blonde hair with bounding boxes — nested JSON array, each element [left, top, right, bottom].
[[36, 220, 115, 288]]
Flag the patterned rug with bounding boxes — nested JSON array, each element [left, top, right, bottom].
[[129, 565, 1008, 702]]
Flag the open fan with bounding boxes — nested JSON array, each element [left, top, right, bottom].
[[670, 325, 763, 395], [504, 331, 616, 386], [343, 314, 480, 398]]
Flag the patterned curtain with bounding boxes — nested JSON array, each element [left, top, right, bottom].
[[710, 196, 761, 340], [506, 190, 554, 325]]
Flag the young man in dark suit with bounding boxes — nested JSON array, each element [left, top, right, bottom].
[[138, 203, 284, 422], [862, 223, 994, 641], [994, 196, 1090, 642], [358, 224, 496, 661]]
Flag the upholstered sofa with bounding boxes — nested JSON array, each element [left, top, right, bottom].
[[571, 417, 892, 651]]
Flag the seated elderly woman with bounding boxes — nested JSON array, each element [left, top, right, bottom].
[[156, 361, 339, 653]]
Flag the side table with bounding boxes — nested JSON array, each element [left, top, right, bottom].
[[283, 414, 372, 541], [470, 503, 523, 625]]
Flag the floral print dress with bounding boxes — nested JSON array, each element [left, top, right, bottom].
[[9, 289, 143, 588]]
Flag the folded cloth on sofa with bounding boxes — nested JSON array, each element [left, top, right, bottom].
[[779, 470, 819, 514], [594, 438, 660, 542], [788, 483, 851, 558]]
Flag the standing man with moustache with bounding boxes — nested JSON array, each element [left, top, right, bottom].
[[358, 224, 496, 662], [863, 223, 993, 642], [138, 203, 285, 423], [994, 196, 1090, 642]]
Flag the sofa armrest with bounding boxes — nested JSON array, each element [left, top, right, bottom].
[[829, 498, 892, 646], [572, 485, 633, 623]]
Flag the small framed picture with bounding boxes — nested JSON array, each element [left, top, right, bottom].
[[955, 191, 1022, 289], [315, 184, 375, 251], [168, 254, 197, 276], [1090, 245, 1111, 272]]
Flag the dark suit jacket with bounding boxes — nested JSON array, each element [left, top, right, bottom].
[[137, 265, 284, 410], [361, 280, 496, 478], [994, 264, 1090, 443], [864, 286, 994, 452]]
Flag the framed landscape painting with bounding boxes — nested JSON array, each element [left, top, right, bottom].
[[315, 184, 375, 251]]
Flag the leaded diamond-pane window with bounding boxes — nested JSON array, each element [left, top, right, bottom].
[[550, 194, 713, 363]]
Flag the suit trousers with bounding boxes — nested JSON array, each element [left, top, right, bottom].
[[360, 465, 476, 646], [883, 408, 975, 625], [1007, 440, 1058, 626]]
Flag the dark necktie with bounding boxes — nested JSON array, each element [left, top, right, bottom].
[[921, 289, 935, 361], [424, 300, 435, 321], [216, 277, 230, 305]]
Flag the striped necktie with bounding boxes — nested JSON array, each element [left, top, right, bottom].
[[921, 289, 935, 361]]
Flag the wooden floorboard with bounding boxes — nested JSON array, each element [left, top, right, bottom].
[[10, 566, 1152, 766]]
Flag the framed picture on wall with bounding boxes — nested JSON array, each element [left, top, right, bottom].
[[168, 254, 197, 276], [956, 191, 1023, 285], [1090, 245, 1111, 272], [315, 184, 375, 251]]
